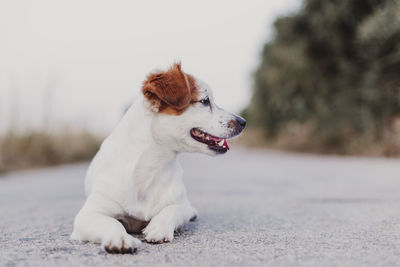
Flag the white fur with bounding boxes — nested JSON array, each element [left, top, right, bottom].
[[71, 78, 243, 252]]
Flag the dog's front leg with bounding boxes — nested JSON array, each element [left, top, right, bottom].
[[71, 194, 142, 253], [143, 203, 197, 243]]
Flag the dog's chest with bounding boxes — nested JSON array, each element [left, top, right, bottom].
[[122, 160, 184, 221]]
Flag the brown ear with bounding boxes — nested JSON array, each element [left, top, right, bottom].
[[142, 63, 192, 111]]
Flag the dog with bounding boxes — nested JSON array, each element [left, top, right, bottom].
[[70, 63, 246, 253]]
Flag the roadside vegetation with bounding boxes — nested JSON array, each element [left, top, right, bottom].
[[0, 131, 100, 173], [243, 0, 400, 156]]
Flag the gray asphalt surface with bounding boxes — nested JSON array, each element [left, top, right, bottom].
[[1, 148, 400, 267]]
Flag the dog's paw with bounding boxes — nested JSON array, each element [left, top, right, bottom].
[[143, 221, 174, 243], [102, 234, 141, 254], [190, 208, 199, 221]]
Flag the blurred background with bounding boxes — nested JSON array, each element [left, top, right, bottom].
[[0, 0, 399, 172]]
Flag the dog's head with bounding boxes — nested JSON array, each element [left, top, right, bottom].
[[142, 63, 246, 155]]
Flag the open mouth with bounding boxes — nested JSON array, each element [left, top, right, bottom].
[[190, 128, 230, 154]]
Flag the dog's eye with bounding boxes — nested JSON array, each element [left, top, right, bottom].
[[199, 97, 210, 106]]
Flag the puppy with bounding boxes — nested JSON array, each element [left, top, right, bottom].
[[71, 63, 246, 253]]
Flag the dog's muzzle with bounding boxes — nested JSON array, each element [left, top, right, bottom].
[[228, 115, 246, 136]]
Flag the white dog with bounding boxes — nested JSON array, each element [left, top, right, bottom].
[[71, 63, 246, 253]]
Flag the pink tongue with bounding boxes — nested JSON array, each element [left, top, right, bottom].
[[224, 139, 230, 150], [210, 136, 219, 142]]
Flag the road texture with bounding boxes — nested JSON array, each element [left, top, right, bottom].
[[1, 148, 400, 266]]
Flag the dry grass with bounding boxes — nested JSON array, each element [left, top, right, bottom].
[[0, 131, 101, 173], [235, 121, 400, 157], [2, 121, 399, 174]]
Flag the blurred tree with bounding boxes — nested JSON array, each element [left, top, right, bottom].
[[245, 0, 400, 154]]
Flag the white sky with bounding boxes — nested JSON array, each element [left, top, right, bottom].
[[0, 0, 301, 135]]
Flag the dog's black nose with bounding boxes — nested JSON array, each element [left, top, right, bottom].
[[235, 116, 246, 128]]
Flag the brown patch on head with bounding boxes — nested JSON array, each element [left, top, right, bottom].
[[142, 63, 199, 114]]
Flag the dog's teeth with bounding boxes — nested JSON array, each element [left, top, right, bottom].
[[218, 140, 224, 146], [206, 136, 209, 140]]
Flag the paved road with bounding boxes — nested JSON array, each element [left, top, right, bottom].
[[1, 148, 400, 266]]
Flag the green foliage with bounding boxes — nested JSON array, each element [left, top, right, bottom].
[[246, 0, 400, 153]]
